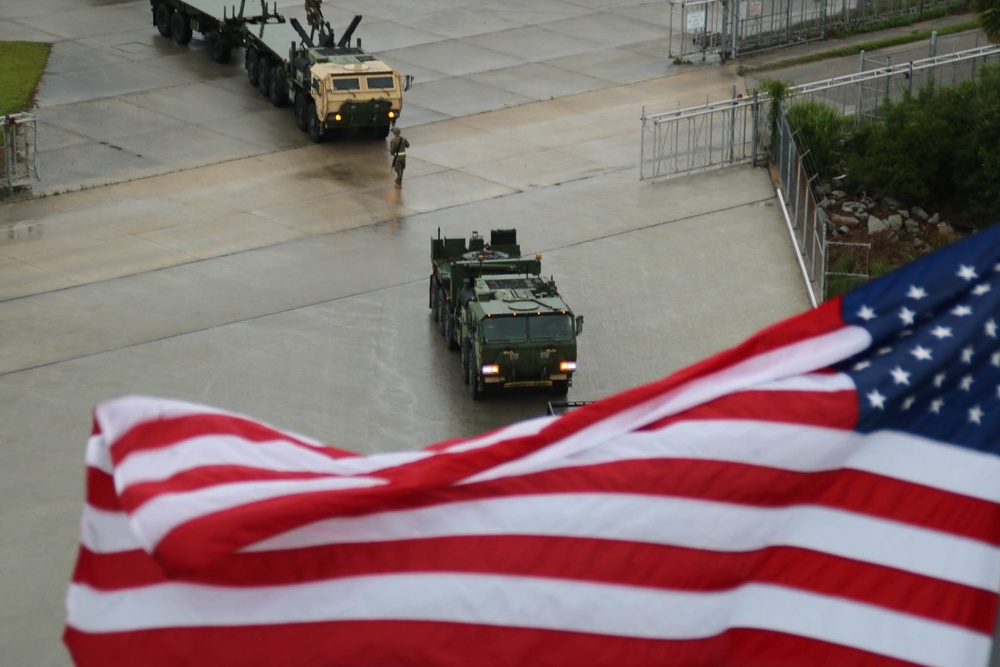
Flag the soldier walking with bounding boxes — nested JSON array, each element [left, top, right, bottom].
[[389, 126, 409, 188]]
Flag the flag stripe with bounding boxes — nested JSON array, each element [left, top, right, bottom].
[[65, 575, 990, 665], [72, 536, 998, 633], [63, 622, 928, 667]]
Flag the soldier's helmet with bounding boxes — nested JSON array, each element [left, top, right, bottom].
[[392, 127, 401, 135]]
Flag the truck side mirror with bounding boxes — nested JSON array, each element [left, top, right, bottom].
[[575, 315, 584, 334], [403, 74, 414, 92]]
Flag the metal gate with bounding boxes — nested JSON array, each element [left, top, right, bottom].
[[1, 113, 39, 196]]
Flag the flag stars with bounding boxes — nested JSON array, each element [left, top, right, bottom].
[[910, 345, 933, 361], [877, 346, 893, 356], [898, 306, 916, 326], [957, 264, 978, 281], [993, 351, 1000, 368], [906, 285, 928, 300], [889, 366, 911, 385], [972, 283, 991, 296], [959, 375, 974, 392], [986, 319, 998, 339], [856, 305, 877, 321], [951, 304, 973, 317], [930, 325, 953, 339], [933, 372, 946, 388], [968, 405, 984, 425], [961, 346, 975, 364], [901, 396, 916, 410], [866, 389, 887, 409], [853, 360, 872, 371], [929, 398, 945, 414]]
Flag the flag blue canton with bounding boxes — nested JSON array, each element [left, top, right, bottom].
[[834, 224, 1000, 454]]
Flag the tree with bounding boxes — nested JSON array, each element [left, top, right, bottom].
[[978, 0, 1000, 43]]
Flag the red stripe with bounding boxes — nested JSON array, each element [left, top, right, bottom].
[[74, 534, 998, 633], [108, 414, 356, 465], [64, 618, 921, 667], [86, 468, 121, 512], [145, 453, 1000, 575]]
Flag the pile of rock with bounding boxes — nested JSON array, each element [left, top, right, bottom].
[[814, 183, 956, 250]]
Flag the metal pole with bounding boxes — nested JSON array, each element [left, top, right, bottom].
[[3, 118, 12, 197]]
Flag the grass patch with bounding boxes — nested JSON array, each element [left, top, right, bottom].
[[0, 41, 51, 115], [737, 20, 978, 75]]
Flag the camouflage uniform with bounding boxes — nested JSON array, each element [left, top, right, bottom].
[[389, 128, 409, 187], [305, 0, 323, 30]]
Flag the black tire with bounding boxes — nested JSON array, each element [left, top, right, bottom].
[[294, 91, 309, 131], [154, 4, 173, 38], [258, 58, 271, 96], [469, 357, 485, 400], [209, 31, 233, 64], [429, 275, 439, 316], [445, 312, 459, 351], [170, 11, 192, 45], [551, 379, 569, 396], [461, 341, 472, 384], [307, 102, 324, 143], [268, 66, 287, 106], [374, 124, 391, 139], [245, 48, 260, 86], [436, 290, 448, 335]]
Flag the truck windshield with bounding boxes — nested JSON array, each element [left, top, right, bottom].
[[483, 317, 527, 343], [483, 315, 574, 343], [527, 314, 575, 341], [332, 78, 360, 91], [366, 76, 394, 90]]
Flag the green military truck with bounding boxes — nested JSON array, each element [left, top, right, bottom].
[[430, 229, 584, 400], [150, 1, 412, 140]]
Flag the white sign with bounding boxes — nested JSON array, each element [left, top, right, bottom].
[[749, 1, 762, 16], [686, 9, 706, 30]]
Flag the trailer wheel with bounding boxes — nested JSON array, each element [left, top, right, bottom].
[[258, 57, 271, 96], [294, 92, 309, 131], [245, 48, 260, 86], [209, 31, 233, 64], [154, 4, 173, 38], [436, 289, 448, 335], [445, 312, 458, 351], [307, 102, 325, 143], [268, 67, 288, 107], [170, 11, 192, 45]]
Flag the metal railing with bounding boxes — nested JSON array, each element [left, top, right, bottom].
[[1, 113, 39, 196]]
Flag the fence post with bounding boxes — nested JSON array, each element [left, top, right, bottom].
[[3, 118, 12, 197]]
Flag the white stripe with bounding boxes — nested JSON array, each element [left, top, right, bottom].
[[86, 433, 113, 475], [132, 476, 387, 550], [80, 506, 142, 553], [65, 575, 989, 667], [523, 419, 1000, 503], [463, 326, 871, 484], [756, 371, 856, 391], [243, 493, 1000, 591], [115, 435, 426, 485]]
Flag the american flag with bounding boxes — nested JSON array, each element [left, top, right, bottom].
[[65, 225, 1000, 667]]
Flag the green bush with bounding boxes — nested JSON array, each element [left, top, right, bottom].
[[785, 100, 846, 177], [840, 64, 1000, 221]]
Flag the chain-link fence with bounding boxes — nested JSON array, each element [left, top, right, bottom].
[[1, 113, 39, 196], [668, 0, 967, 60]]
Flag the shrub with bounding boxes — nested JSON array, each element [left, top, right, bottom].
[[785, 99, 846, 177]]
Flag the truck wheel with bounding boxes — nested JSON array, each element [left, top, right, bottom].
[[154, 4, 173, 38], [245, 48, 260, 86], [258, 58, 271, 96], [551, 379, 569, 396], [170, 12, 192, 45], [294, 92, 309, 131], [268, 67, 287, 107], [307, 102, 325, 143], [375, 124, 391, 139], [209, 31, 233, 64], [468, 361, 485, 400], [436, 290, 448, 335], [461, 341, 472, 384], [445, 313, 459, 351], [429, 276, 437, 315]]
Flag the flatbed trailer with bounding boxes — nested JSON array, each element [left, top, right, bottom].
[[149, 0, 411, 141]]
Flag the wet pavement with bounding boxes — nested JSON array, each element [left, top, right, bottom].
[[1, 1, 981, 665]]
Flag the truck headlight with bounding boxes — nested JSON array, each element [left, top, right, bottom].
[[481, 365, 500, 375], [559, 361, 577, 372]]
